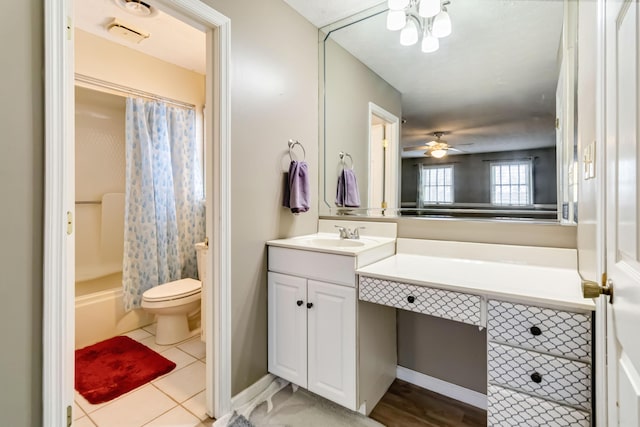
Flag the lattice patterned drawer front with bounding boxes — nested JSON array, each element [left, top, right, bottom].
[[488, 342, 591, 409], [488, 385, 590, 426], [358, 276, 482, 326], [488, 299, 592, 361]]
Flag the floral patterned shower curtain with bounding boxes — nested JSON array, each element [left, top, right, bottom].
[[122, 97, 205, 311]]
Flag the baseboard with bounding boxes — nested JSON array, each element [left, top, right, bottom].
[[229, 373, 276, 410], [396, 366, 487, 410]]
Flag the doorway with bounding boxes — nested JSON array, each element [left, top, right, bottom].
[[43, 0, 232, 425], [368, 102, 400, 210]]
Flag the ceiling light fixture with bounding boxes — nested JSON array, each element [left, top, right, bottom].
[[432, 5, 452, 38], [114, 0, 157, 18], [387, 0, 452, 53], [430, 148, 447, 158], [400, 17, 419, 46], [386, 10, 407, 31], [421, 29, 439, 53]]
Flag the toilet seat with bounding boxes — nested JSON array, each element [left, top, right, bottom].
[[143, 278, 201, 302]]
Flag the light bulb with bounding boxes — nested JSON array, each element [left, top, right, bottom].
[[386, 10, 406, 31], [418, 0, 440, 18], [431, 149, 447, 158], [400, 19, 419, 46], [421, 31, 439, 53], [388, 0, 410, 10], [432, 8, 452, 38]]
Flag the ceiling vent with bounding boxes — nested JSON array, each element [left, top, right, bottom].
[[106, 18, 150, 44]]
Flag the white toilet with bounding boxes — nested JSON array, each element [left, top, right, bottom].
[[141, 242, 208, 345]]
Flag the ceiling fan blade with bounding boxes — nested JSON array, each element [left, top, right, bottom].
[[403, 145, 431, 152], [448, 147, 465, 153]]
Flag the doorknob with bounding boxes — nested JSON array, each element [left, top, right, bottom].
[[582, 277, 613, 303]]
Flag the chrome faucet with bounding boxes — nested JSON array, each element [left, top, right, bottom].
[[334, 225, 366, 239]]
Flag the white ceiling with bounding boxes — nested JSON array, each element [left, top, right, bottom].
[[283, 0, 385, 28], [287, 0, 564, 157], [75, 0, 206, 74]]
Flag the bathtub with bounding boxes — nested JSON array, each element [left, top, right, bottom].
[[75, 272, 154, 348]]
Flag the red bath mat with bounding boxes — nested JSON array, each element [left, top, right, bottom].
[[75, 335, 176, 404]]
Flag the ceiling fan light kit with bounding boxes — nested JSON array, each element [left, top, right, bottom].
[[387, 0, 452, 52]]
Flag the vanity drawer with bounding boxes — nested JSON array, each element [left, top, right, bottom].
[[488, 385, 590, 426], [358, 276, 482, 326], [488, 299, 592, 361], [487, 342, 591, 409]]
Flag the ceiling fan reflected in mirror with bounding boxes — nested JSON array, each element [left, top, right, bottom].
[[403, 131, 470, 158]]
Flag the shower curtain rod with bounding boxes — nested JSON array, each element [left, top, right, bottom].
[[75, 74, 196, 110]]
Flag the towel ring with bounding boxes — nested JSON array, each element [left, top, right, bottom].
[[288, 139, 306, 161], [339, 151, 353, 169]]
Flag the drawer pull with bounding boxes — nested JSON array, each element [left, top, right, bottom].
[[307, 302, 313, 309], [296, 300, 303, 306], [407, 296, 415, 303], [530, 372, 543, 384], [529, 326, 542, 336]]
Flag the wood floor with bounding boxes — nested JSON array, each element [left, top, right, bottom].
[[369, 380, 487, 427]]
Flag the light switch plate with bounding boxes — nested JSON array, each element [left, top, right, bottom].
[[583, 141, 596, 180]]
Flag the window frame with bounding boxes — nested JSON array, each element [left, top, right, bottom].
[[490, 160, 534, 206], [419, 164, 455, 206]]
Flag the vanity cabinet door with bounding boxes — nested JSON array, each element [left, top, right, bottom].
[[307, 279, 357, 410], [268, 272, 307, 388]]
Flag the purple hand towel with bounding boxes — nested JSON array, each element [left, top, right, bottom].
[[336, 169, 361, 207], [284, 160, 310, 214]]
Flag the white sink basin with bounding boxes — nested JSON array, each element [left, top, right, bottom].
[[306, 238, 367, 248], [267, 232, 395, 256]]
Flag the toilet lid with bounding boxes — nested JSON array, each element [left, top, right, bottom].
[[143, 278, 201, 301]]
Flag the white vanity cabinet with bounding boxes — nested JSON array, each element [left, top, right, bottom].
[[486, 299, 593, 426], [268, 271, 356, 408], [356, 238, 596, 427], [266, 237, 397, 413]]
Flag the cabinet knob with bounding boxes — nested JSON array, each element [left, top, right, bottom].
[[529, 326, 542, 336], [307, 302, 313, 309], [407, 296, 415, 304], [530, 372, 543, 384], [296, 300, 303, 306]]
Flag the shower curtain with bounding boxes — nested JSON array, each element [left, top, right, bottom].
[[122, 97, 205, 311]]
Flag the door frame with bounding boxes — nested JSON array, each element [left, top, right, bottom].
[[367, 102, 400, 210], [593, 0, 608, 425], [43, 0, 232, 424]]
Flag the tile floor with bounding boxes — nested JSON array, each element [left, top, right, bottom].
[[74, 325, 215, 427]]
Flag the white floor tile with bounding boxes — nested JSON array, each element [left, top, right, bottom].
[[75, 390, 115, 414], [74, 401, 86, 420], [154, 361, 206, 403], [154, 348, 197, 379], [74, 416, 97, 427], [140, 335, 176, 353], [177, 337, 206, 359], [89, 385, 177, 427], [182, 391, 208, 421], [144, 406, 201, 427], [143, 324, 157, 335], [123, 328, 153, 342]]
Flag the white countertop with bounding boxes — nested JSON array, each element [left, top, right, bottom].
[[266, 233, 396, 257], [357, 253, 595, 311]]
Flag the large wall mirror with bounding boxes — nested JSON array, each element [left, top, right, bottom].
[[320, 0, 578, 222]]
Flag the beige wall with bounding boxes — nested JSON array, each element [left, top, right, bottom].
[[0, 0, 43, 425], [322, 38, 402, 210], [201, 0, 319, 394], [75, 29, 206, 108]]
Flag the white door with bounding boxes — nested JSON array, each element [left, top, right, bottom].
[[306, 280, 356, 409], [368, 103, 400, 210], [604, 0, 640, 424], [267, 272, 307, 387]]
